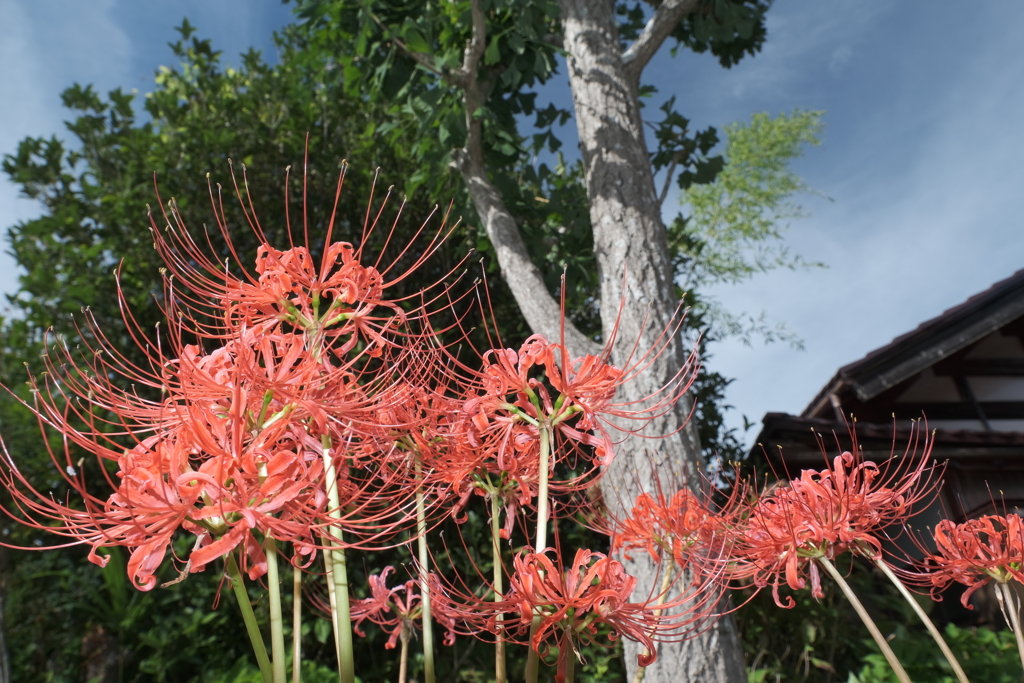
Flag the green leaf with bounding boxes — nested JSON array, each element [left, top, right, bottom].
[[314, 617, 332, 644], [485, 36, 501, 65], [402, 24, 430, 54]]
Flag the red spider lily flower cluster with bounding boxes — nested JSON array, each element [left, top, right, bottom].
[[0, 165, 463, 591], [0, 157, 726, 683], [436, 325, 699, 539], [428, 546, 721, 681], [611, 486, 740, 577], [350, 566, 454, 649], [503, 549, 660, 679], [904, 513, 1024, 608], [732, 429, 940, 607]]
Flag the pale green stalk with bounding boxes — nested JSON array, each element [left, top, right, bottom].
[[292, 555, 302, 683], [322, 536, 342, 664], [256, 456, 285, 683], [490, 492, 507, 683], [226, 552, 273, 683], [321, 434, 355, 683], [533, 425, 551, 554], [399, 626, 411, 683], [631, 566, 674, 683], [873, 557, 969, 683], [995, 581, 1024, 671], [265, 536, 286, 683], [415, 458, 436, 683], [562, 636, 575, 683], [817, 557, 911, 683], [524, 425, 551, 683]]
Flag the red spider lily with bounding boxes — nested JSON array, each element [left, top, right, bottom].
[[903, 514, 1024, 608], [308, 565, 458, 647], [502, 548, 660, 676], [351, 566, 424, 649], [612, 487, 733, 573], [0, 149, 482, 598], [463, 335, 613, 464], [441, 329, 698, 539], [4, 323, 429, 588], [734, 428, 940, 607], [463, 331, 694, 469], [428, 547, 724, 681], [2, 353, 332, 590], [149, 162, 462, 354]]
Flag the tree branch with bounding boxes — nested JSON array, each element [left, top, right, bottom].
[[369, 0, 598, 355], [542, 33, 564, 50], [621, 0, 701, 85], [451, 0, 600, 358], [657, 149, 685, 206], [459, 0, 487, 84], [370, 13, 450, 82], [453, 149, 600, 357]]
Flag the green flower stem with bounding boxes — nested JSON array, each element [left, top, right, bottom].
[[817, 557, 911, 683], [995, 581, 1024, 671], [226, 551, 273, 683], [562, 635, 575, 683], [534, 425, 551, 553], [525, 424, 552, 683], [399, 626, 411, 683], [873, 557, 969, 683], [321, 434, 355, 683], [322, 536, 342, 664], [292, 554, 302, 683], [631, 566, 674, 683], [265, 536, 286, 683], [415, 459, 436, 683], [490, 492, 507, 683]]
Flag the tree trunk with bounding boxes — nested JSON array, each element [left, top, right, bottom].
[[558, 2, 746, 681]]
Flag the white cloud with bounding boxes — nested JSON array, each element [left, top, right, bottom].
[[671, 1, 1024, 445], [0, 0, 293, 310]]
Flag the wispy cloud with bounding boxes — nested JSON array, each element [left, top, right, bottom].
[[0, 0, 293, 313], [699, 1, 1024, 438]]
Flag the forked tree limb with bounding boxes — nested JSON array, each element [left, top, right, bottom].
[[621, 0, 702, 85], [376, 0, 599, 357], [452, 0, 601, 359]]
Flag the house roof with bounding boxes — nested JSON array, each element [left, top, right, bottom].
[[803, 268, 1024, 419], [758, 412, 1024, 455]]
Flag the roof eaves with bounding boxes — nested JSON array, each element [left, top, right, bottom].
[[800, 268, 1024, 413], [850, 292, 1024, 401]]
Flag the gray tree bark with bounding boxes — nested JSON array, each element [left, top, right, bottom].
[[558, 3, 745, 681], [453, 1, 747, 680]]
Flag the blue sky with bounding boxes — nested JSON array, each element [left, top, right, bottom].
[[2, 1, 1023, 447]]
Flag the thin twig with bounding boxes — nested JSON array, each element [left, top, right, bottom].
[[369, 13, 449, 82], [657, 151, 685, 206]]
